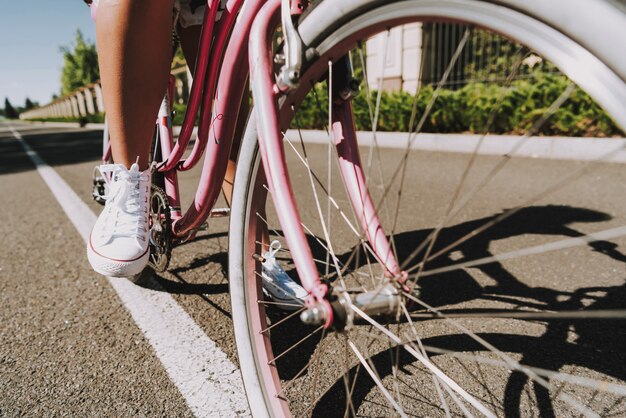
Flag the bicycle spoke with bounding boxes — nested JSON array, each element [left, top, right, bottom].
[[257, 181, 351, 280], [399, 303, 453, 417], [352, 305, 498, 417], [400, 292, 604, 417], [284, 126, 377, 284], [418, 344, 626, 398], [403, 308, 501, 418], [363, 29, 389, 181], [268, 325, 324, 365], [362, 30, 397, 240], [405, 135, 626, 278], [357, 300, 612, 417], [287, 84, 347, 286], [259, 307, 307, 334], [283, 128, 394, 286], [326, 60, 334, 280], [409, 308, 626, 320], [403, 82, 577, 275], [362, 29, 472, 269], [341, 335, 359, 417], [419, 224, 626, 277], [283, 129, 363, 240], [273, 329, 328, 398], [397, 27, 471, 180], [256, 300, 304, 308], [255, 210, 286, 246], [239, 7, 626, 416], [348, 339, 409, 417], [393, 47, 529, 273]]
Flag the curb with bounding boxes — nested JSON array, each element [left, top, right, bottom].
[[19, 120, 196, 137], [288, 130, 626, 164], [18, 121, 626, 163]]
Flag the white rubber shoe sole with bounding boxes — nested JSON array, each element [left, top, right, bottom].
[[87, 239, 149, 278]]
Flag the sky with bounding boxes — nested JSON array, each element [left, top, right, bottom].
[[0, 1, 96, 108]]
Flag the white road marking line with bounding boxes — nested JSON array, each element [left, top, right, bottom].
[[10, 125, 250, 418]]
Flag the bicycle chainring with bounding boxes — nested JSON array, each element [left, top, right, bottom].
[[91, 167, 108, 206], [148, 185, 173, 273]]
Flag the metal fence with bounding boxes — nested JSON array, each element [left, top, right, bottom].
[[420, 23, 560, 88]]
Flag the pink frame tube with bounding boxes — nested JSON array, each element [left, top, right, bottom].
[[158, 76, 183, 219], [250, 0, 406, 321], [97, 0, 404, 294], [178, 0, 245, 172], [158, 0, 221, 172], [249, 0, 332, 323], [332, 101, 402, 278], [171, 0, 264, 237]]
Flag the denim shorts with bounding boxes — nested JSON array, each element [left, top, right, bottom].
[[175, 0, 206, 28]]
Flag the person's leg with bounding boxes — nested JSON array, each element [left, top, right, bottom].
[[88, 0, 174, 278], [178, 24, 202, 74], [179, 20, 245, 206], [96, 0, 174, 170]]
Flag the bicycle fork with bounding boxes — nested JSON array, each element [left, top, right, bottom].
[[250, 0, 407, 329]]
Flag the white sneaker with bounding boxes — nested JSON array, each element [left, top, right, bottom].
[[261, 240, 308, 311], [87, 163, 151, 278]]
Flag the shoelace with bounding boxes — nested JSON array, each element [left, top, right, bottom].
[[263, 241, 303, 290], [262, 240, 284, 278], [99, 164, 149, 246]]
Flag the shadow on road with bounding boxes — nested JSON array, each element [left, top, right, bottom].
[[263, 204, 626, 416], [0, 128, 103, 176], [136, 229, 232, 317], [116, 186, 625, 416]]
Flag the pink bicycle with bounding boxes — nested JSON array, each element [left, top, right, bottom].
[[91, 0, 626, 416]]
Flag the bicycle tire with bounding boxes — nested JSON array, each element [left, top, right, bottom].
[[229, 1, 626, 416]]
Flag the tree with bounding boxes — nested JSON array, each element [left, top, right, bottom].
[[24, 97, 37, 110], [60, 30, 99, 95], [4, 98, 18, 119]]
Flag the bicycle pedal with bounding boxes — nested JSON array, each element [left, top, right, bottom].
[[91, 174, 107, 205]]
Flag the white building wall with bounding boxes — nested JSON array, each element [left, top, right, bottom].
[[366, 24, 423, 95]]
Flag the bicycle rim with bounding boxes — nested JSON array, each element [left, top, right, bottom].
[[231, 1, 626, 416]]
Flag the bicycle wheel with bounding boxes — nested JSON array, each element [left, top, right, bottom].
[[230, 0, 626, 416]]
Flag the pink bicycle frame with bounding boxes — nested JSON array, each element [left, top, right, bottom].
[[250, 0, 405, 325], [97, 0, 405, 327]]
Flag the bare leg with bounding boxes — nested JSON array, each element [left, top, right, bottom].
[[178, 25, 248, 206], [178, 24, 202, 74], [97, 0, 174, 170], [221, 83, 250, 206]]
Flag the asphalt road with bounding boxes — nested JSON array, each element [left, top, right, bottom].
[[1, 121, 243, 417], [2, 121, 626, 417]]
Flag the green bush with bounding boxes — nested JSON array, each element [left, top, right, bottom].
[[293, 74, 622, 137], [26, 74, 621, 138]]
